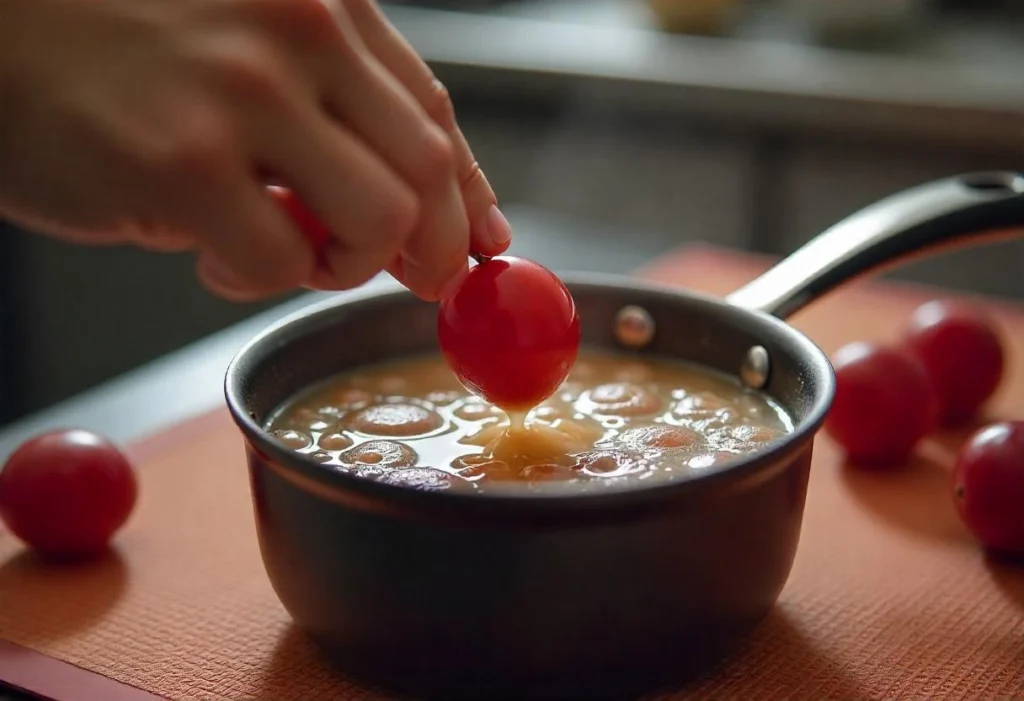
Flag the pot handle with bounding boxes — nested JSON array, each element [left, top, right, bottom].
[[725, 171, 1024, 319]]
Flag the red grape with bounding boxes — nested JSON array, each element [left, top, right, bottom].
[[437, 256, 580, 411], [824, 341, 938, 466], [267, 185, 331, 257], [903, 299, 1005, 426], [0, 430, 137, 558], [953, 421, 1024, 557]]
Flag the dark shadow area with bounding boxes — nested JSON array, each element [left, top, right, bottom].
[[985, 552, 1024, 611], [0, 547, 128, 641], [256, 624, 405, 701], [838, 453, 971, 544], [258, 609, 858, 701], [673, 608, 861, 699]]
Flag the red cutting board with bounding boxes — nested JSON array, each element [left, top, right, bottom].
[[1, 244, 1022, 701]]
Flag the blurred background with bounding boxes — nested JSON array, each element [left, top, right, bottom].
[[1, 0, 1022, 428]]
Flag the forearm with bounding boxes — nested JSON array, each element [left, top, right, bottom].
[[0, 0, 35, 220]]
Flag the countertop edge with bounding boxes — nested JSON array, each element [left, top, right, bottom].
[[388, 5, 1024, 148]]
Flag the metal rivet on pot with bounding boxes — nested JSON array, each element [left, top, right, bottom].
[[741, 346, 770, 389], [614, 305, 655, 349]]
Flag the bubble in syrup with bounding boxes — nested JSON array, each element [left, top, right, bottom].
[[348, 403, 444, 437], [729, 424, 782, 444], [272, 429, 312, 450], [619, 425, 704, 451], [355, 464, 387, 479], [316, 405, 346, 420], [454, 401, 501, 422], [379, 468, 453, 492], [340, 440, 417, 468], [459, 460, 514, 480], [288, 408, 324, 427], [673, 392, 731, 419], [522, 463, 577, 481], [535, 405, 571, 422], [602, 416, 626, 430], [319, 432, 354, 451], [576, 448, 648, 477], [688, 451, 736, 469], [426, 390, 462, 407], [329, 388, 375, 409], [580, 382, 661, 417]]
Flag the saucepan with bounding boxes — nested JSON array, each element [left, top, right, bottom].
[[225, 172, 1024, 699]]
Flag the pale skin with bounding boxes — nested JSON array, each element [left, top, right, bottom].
[[0, 0, 512, 302]]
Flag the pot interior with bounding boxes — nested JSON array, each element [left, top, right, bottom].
[[226, 275, 834, 491]]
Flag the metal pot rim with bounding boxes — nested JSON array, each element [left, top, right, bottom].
[[224, 271, 835, 516]]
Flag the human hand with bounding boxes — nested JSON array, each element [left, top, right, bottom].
[[0, 0, 511, 301]]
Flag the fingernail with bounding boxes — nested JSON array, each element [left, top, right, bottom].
[[486, 205, 512, 247], [440, 263, 470, 300]]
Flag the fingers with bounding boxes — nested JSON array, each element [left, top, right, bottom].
[[191, 177, 316, 301], [318, 2, 469, 299], [256, 104, 421, 292], [131, 223, 195, 253], [313, 6, 455, 202], [342, 0, 511, 257], [129, 97, 315, 300], [179, 0, 495, 300], [256, 0, 470, 299]]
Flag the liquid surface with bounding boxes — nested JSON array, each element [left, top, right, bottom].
[[265, 352, 793, 493]]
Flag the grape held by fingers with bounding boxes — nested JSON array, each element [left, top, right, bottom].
[[438, 256, 581, 413], [268, 189, 579, 410], [267, 185, 331, 257]]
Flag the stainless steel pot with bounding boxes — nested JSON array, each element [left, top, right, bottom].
[[225, 172, 1024, 700]]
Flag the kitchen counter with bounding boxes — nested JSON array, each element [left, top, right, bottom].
[[385, 0, 1024, 150], [2, 243, 1023, 701]]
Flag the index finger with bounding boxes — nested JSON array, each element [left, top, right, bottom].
[[342, 0, 512, 257]]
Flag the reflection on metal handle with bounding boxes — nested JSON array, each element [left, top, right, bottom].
[[726, 172, 1024, 319]]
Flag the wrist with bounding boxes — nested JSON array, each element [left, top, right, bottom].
[[0, 0, 24, 118], [0, 0, 33, 218], [0, 0, 37, 102]]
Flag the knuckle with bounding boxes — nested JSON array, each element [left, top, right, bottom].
[[410, 130, 455, 185], [256, 240, 316, 289], [251, 0, 347, 51], [340, 0, 381, 24], [244, 0, 334, 30], [266, 261, 310, 292], [204, 39, 292, 108], [423, 79, 457, 133], [373, 185, 419, 247], [329, 22, 364, 63], [282, 0, 336, 23], [243, 253, 310, 295], [154, 113, 230, 181], [460, 160, 485, 191]]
